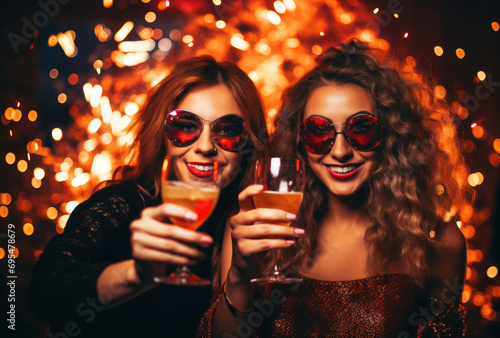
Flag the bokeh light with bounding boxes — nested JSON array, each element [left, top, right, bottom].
[[52, 128, 63, 141], [5, 153, 16, 165], [28, 110, 38, 121], [145, 11, 156, 23], [23, 223, 34, 236], [49, 68, 59, 79], [0, 206, 8, 218], [434, 46, 444, 56], [493, 139, 500, 153], [487, 266, 498, 278], [434, 85, 446, 99], [490, 153, 500, 167], [57, 93, 67, 104], [17, 160, 28, 172]]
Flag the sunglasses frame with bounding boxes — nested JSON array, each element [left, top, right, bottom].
[[299, 112, 383, 154], [164, 109, 249, 152]]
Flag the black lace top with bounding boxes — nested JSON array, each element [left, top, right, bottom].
[[28, 181, 219, 338]]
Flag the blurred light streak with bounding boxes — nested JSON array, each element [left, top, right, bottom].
[[267, 11, 281, 25], [57, 31, 77, 57], [88, 118, 102, 134], [274, 1, 286, 14], [118, 40, 155, 52], [91, 152, 113, 181], [83, 83, 93, 102], [230, 36, 250, 51], [283, 0, 296, 11], [123, 52, 149, 66], [55, 172, 69, 182], [72, 173, 90, 187], [100, 97, 112, 123], [90, 85, 103, 108]]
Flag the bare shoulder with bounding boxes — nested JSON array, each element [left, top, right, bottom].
[[426, 221, 467, 301]]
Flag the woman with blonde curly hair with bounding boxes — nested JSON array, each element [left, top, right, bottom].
[[199, 40, 473, 337]]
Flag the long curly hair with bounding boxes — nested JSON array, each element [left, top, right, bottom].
[[272, 40, 473, 286], [113, 55, 270, 286]]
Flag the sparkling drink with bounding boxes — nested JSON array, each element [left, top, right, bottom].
[[250, 157, 305, 284], [162, 181, 220, 230], [253, 191, 303, 226]]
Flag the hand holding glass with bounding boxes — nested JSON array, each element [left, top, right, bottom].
[[153, 156, 220, 286], [251, 157, 305, 284]]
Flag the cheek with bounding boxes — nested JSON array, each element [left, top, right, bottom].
[[224, 152, 242, 172], [362, 153, 378, 171], [306, 153, 322, 168], [166, 142, 191, 180], [220, 152, 243, 186], [306, 154, 324, 180], [166, 141, 189, 157]]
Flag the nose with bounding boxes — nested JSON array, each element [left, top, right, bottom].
[[193, 126, 217, 155], [329, 132, 353, 161]]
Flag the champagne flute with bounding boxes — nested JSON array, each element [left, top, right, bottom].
[[250, 157, 305, 284], [153, 156, 220, 286]]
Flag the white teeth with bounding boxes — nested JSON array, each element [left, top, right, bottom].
[[328, 165, 357, 173], [188, 164, 213, 171]]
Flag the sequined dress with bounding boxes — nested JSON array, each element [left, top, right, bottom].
[[28, 181, 222, 338], [198, 273, 466, 337]]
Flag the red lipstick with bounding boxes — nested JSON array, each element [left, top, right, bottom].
[[325, 164, 362, 180], [186, 162, 215, 178]]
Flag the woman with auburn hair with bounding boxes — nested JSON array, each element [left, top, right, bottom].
[[28, 55, 269, 337], [199, 40, 473, 337]]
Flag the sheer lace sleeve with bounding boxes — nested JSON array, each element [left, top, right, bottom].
[[27, 183, 145, 323]]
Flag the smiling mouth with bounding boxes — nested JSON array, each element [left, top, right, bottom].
[[326, 164, 362, 173], [187, 163, 214, 172], [186, 162, 219, 179]]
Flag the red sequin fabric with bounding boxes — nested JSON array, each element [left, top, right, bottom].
[[197, 273, 466, 337]]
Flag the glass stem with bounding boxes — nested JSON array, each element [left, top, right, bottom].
[[272, 249, 281, 277], [177, 265, 191, 279]]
